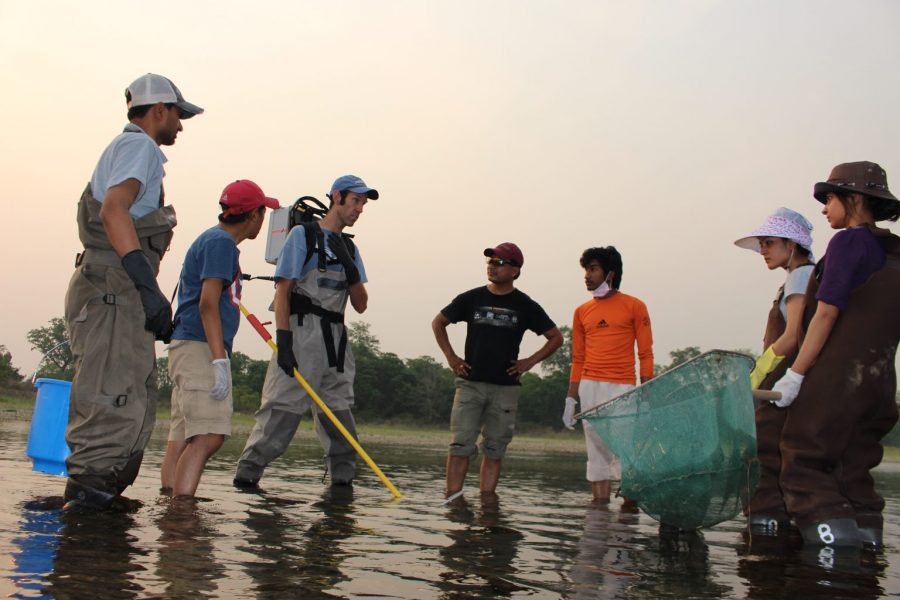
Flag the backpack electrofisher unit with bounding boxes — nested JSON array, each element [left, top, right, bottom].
[[265, 196, 329, 264], [264, 196, 355, 269]]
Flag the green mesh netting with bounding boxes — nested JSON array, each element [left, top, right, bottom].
[[579, 350, 760, 530]]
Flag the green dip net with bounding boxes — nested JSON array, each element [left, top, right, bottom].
[[579, 350, 760, 529]]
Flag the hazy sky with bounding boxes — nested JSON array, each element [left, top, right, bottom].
[[1, 1, 898, 378]]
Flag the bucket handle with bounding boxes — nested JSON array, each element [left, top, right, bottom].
[[30, 340, 70, 384]]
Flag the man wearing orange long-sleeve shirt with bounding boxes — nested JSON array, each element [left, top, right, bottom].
[[562, 246, 654, 504]]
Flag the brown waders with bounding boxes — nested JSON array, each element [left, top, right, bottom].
[[780, 228, 899, 542], [235, 254, 359, 487], [746, 281, 804, 531], [64, 185, 175, 506]]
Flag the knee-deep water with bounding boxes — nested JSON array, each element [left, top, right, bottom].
[[2, 419, 899, 599]]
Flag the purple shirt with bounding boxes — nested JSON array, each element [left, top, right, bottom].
[[816, 227, 886, 311]]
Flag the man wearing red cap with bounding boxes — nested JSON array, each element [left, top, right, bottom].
[[63, 73, 203, 509], [432, 243, 562, 497], [160, 180, 279, 498]]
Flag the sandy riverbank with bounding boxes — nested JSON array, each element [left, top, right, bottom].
[[0, 395, 586, 457], [5, 394, 897, 461]]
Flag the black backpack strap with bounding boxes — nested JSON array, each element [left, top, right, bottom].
[[300, 222, 356, 273], [300, 222, 329, 273], [341, 233, 356, 261]]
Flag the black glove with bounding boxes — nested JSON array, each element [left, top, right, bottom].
[[276, 329, 298, 377], [121, 249, 173, 342], [327, 234, 360, 286]]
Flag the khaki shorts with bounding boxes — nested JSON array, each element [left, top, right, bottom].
[[168, 340, 233, 440], [449, 378, 520, 460]]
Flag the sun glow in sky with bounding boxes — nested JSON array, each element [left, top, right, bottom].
[[1, 1, 898, 376]]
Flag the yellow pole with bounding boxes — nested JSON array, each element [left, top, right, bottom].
[[239, 302, 402, 498]]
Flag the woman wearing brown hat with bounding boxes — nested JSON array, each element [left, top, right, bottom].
[[733, 208, 816, 535], [770, 161, 900, 549]]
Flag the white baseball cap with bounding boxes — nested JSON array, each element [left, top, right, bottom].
[[126, 73, 204, 118]]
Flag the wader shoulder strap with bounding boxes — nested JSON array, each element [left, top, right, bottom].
[[300, 221, 357, 274], [300, 222, 329, 273], [290, 292, 348, 372]]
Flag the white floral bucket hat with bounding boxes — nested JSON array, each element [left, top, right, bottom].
[[734, 207, 814, 260]]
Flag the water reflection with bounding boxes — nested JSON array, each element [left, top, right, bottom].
[[737, 529, 887, 599], [10, 500, 64, 598], [1, 421, 899, 599], [45, 507, 147, 598], [438, 492, 525, 598], [650, 526, 731, 598], [241, 486, 358, 597], [568, 504, 637, 598], [155, 497, 223, 597]]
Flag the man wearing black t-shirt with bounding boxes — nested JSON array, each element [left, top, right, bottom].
[[432, 242, 562, 497]]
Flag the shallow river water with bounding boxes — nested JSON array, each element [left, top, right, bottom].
[[1, 419, 899, 599]]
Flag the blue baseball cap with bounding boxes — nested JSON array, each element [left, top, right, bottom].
[[331, 175, 379, 199]]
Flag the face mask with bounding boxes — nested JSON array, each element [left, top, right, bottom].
[[592, 275, 613, 298]]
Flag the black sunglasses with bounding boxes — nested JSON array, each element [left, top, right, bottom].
[[486, 256, 518, 267]]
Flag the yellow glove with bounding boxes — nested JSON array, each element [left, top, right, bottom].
[[750, 346, 784, 389]]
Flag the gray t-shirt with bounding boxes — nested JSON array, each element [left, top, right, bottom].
[[779, 264, 814, 319], [90, 123, 167, 218]]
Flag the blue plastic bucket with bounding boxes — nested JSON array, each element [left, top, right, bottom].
[[26, 378, 72, 476]]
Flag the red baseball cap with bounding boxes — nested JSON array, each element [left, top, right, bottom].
[[483, 242, 524, 267], [219, 180, 280, 216]]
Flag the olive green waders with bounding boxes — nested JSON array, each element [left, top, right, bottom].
[[63, 185, 175, 505]]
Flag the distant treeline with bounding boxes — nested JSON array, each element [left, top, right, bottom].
[[154, 324, 744, 430], [12, 317, 900, 438], [156, 322, 573, 429]]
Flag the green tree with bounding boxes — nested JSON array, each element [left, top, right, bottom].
[[518, 369, 568, 429], [27, 317, 74, 380], [540, 325, 571, 376], [0, 345, 23, 384], [232, 351, 269, 392], [404, 355, 455, 424], [348, 321, 380, 356], [654, 345, 702, 375], [228, 352, 269, 414], [157, 356, 173, 404]]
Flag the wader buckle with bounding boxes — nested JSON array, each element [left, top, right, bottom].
[[74, 252, 84, 267], [102, 294, 117, 305], [113, 395, 127, 407]]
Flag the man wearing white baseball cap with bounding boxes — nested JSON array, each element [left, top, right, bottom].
[[63, 73, 203, 510]]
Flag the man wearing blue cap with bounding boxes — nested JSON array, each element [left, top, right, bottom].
[[234, 175, 377, 488]]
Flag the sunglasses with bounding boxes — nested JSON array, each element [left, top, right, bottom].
[[486, 256, 518, 267]]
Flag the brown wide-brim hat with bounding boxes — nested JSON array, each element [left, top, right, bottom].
[[813, 161, 898, 204]]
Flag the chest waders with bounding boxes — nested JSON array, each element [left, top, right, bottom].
[[747, 280, 804, 529], [235, 224, 360, 486], [779, 228, 900, 546], [64, 184, 176, 506]]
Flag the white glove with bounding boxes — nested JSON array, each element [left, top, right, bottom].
[[210, 358, 232, 401], [771, 368, 804, 408], [562, 397, 578, 430]]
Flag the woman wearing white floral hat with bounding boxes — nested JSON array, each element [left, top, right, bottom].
[[734, 207, 815, 535]]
